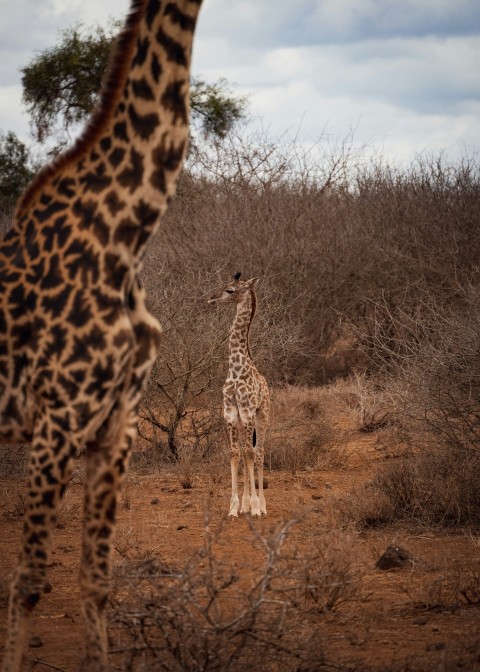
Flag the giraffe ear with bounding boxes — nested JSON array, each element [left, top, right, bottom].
[[245, 277, 259, 289]]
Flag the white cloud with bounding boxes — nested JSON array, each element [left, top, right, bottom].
[[309, 0, 480, 40], [39, 0, 129, 23], [200, 0, 480, 46], [252, 34, 480, 107], [0, 85, 27, 138], [0, 0, 479, 162]]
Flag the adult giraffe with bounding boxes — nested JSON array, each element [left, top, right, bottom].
[[0, 0, 203, 669]]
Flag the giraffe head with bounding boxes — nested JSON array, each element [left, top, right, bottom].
[[208, 272, 259, 305]]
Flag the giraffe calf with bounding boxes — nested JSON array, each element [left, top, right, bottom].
[[209, 272, 270, 517]]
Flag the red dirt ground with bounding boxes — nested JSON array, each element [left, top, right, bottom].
[[1, 429, 480, 671]]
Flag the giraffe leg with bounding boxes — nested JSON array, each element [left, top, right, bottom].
[[243, 415, 261, 516], [224, 397, 242, 517], [255, 404, 270, 516], [241, 458, 250, 514], [2, 411, 78, 672], [226, 420, 242, 517], [80, 405, 137, 671]]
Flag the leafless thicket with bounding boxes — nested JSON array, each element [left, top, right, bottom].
[[3, 132, 480, 514], [343, 283, 480, 528], [121, 134, 480, 488], [149, 133, 480, 384], [4, 132, 478, 389]]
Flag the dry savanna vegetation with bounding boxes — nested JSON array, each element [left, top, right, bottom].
[[1, 132, 480, 670]]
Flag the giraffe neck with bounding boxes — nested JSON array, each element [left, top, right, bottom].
[[229, 291, 256, 364], [16, 0, 201, 263]]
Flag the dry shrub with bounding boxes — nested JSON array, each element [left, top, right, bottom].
[[342, 447, 480, 529], [108, 515, 363, 671], [361, 284, 480, 452], [129, 440, 178, 472], [348, 284, 480, 529], [268, 386, 347, 473], [328, 372, 396, 433], [174, 445, 197, 489], [282, 525, 363, 614], [114, 525, 146, 561], [422, 566, 480, 611], [202, 458, 226, 486]]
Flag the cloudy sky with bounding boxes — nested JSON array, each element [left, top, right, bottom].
[[0, 0, 479, 164]]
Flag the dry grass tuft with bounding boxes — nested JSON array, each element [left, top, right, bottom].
[[174, 445, 197, 490]]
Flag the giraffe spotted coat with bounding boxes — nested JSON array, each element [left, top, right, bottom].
[[0, 1, 203, 670], [209, 273, 270, 517]]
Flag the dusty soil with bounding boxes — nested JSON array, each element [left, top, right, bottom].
[[1, 428, 480, 671]]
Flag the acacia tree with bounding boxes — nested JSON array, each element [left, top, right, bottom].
[[21, 22, 247, 149], [0, 130, 36, 217]]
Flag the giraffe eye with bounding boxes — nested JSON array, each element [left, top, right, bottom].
[[226, 288, 235, 294]]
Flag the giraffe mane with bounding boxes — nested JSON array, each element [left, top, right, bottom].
[[15, 0, 147, 219], [246, 288, 256, 360]]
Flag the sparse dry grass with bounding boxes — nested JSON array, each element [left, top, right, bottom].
[[56, 486, 82, 529], [0, 444, 28, 479], [108, 514, 364, 672], [0, 482, 26, 519]]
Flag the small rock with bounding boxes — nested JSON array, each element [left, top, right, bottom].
[[311, 494, 323, 501], [43, 581, 52, 594], [177, 524, 188, 531], [413, 616, 428, 626], [376, 545, 414, 570], [151, 497, 160, 505], [426, 642, 446, 651], [29, 636, 43, 649]]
